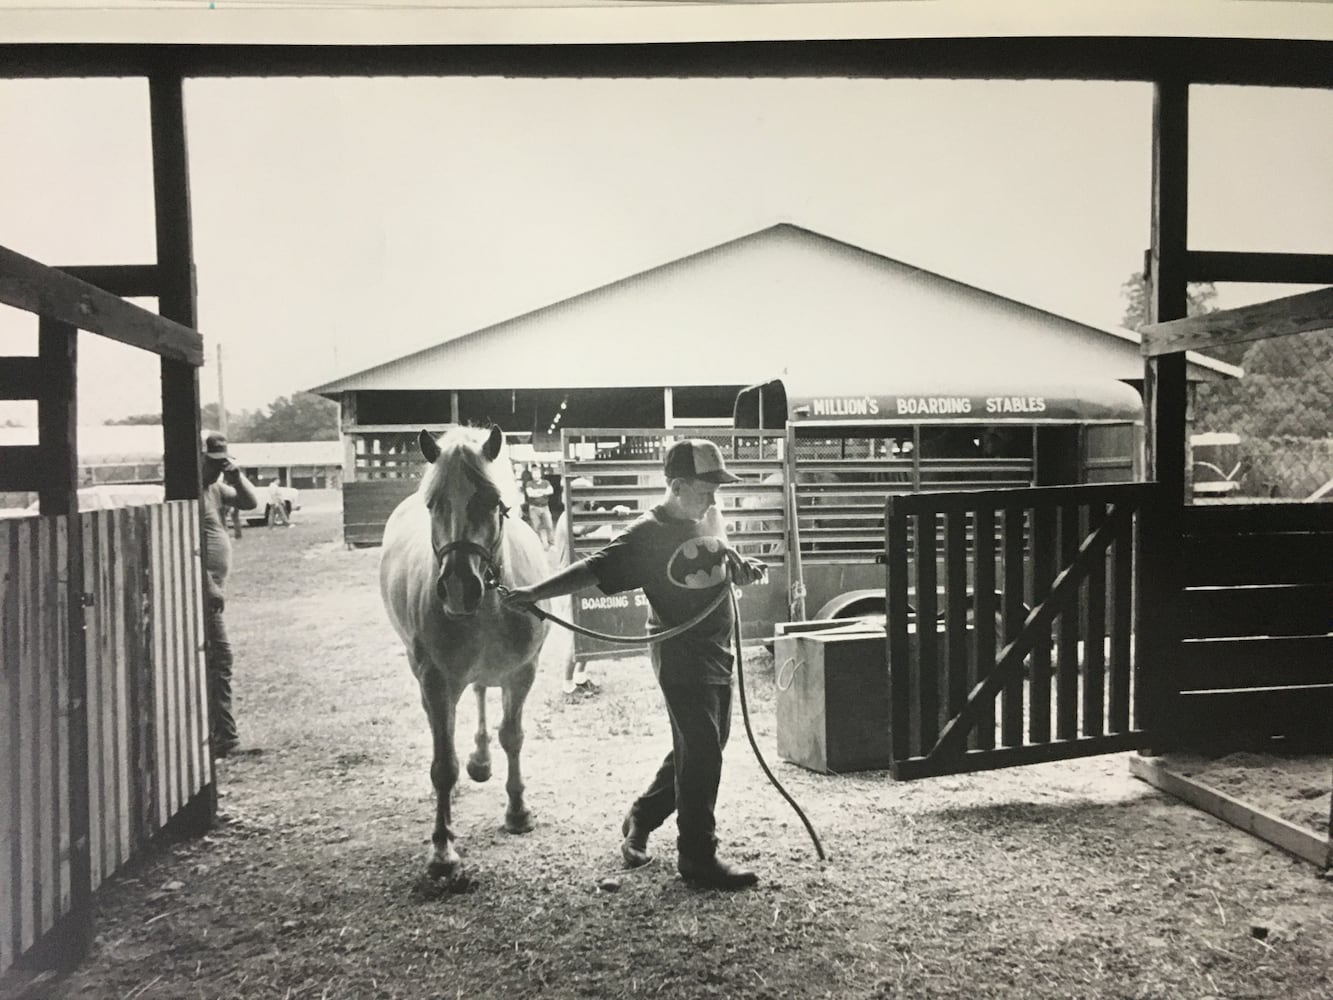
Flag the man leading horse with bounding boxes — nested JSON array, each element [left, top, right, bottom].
[[504, 439, 768, 890]]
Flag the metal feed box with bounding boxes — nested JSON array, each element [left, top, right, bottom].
[[774, 628, 892, 774]]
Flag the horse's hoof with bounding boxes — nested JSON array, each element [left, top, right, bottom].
[[504, 809, 534, 835], [466, 759, 492, 783], [426, 856, 458, 880]]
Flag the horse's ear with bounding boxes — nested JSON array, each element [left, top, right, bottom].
[[419, 429, 440, 464], [483, 424, 503, 462]]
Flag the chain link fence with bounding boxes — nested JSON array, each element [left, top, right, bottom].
[[1191, 327, 1333, 502]]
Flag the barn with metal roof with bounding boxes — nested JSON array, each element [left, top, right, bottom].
[[310, 221, 1234, 468]]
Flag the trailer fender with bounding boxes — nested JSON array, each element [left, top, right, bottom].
[[814, 590, 888, 621]]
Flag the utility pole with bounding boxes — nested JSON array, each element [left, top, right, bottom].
[[216, 342, 228, 436]]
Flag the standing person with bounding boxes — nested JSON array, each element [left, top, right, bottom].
[[266, 478, 290, 527], [523, 466, 556, 548], [503, 440, 768, 890], [200, 431, 258, 758]]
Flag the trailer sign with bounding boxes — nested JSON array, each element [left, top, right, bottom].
[[806, 394, 1052, 419], [812, 396, 880, 417], [894, 396, 974, 415], [986, 396, 1048, 414]]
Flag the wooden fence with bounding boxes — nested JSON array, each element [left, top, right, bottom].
[[1, 501, 207, 975], [1172, 502, 1333, 745]]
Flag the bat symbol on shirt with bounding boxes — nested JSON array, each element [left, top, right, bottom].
[[666, 536, 728, 590]]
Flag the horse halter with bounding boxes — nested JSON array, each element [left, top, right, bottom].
[[433, 536, 505, 592]]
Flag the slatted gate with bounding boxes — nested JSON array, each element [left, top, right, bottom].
[[882, 483, 1162, 780]]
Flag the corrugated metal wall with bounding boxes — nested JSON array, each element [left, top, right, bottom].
[[0, 500, 209, 976]]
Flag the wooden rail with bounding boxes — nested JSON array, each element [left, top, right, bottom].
[[1172, 502, 1333, 745]]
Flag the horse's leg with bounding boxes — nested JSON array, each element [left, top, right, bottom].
[[499, 660, 538, 834], [419, 664, 465, 880], [466, 682, 492, 783]]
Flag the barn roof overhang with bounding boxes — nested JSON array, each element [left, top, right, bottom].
[[2, 4, 1333, 85]]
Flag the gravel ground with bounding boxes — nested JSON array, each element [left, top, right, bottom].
[[41, 502, 1333, 1000]]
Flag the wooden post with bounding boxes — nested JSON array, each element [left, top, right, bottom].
[[150, 73, 214, 831], [1139, 78, 1191, 753], [36, 317, 93, 967], [1146, 78, 1190, 501], [150, 74, 202, 505], [339, 391, 359, 485]]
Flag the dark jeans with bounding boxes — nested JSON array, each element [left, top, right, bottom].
[[205, 600, 237, 750], [628, 682, 732, 861]]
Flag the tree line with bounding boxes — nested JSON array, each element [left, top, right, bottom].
[[1119, 271, 1331, 440], [108, 391, 340, 442]]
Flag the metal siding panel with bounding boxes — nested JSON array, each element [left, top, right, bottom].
[[188, 503, 212, 793], [114, 511, 133, 868], [0, 522, 14, 974], [54, 518, 71, 917], [35, 518, 55, 936], [82, 513, 102, 891], [98, 510, 117, 882], [16, 519, 36, 952], [152, 505, 169, 830]]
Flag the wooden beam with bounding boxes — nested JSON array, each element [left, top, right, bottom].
[[1129, 756, 1331, 869], [59, 264, 161, 299], [36, 319, 77, 517], [0, 356, 42, 400], [1142, 286, 1333, 358], [151, 75, 203, 504], [1, 37, 1332, 88], [0, 245, 201, 366], [1145, 78, 1190, 506], [1186, 251, 1333, 286], [0, 445, 45, 491]]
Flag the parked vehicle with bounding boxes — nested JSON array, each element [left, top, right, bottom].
[[557, 374, 1144, 666], [247, 484, 301, 526]]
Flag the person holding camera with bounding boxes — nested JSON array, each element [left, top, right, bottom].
[[201, 431, 258, 758]]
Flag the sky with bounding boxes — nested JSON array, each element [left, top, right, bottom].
[[0, 70, 1330, 427]]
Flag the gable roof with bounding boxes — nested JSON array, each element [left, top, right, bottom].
[[309, 223, 1237, 398]]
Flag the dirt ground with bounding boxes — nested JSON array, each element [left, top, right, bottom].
[[40, 497, 1333, 1000]]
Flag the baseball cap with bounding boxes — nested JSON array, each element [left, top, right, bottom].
[[202, 431, 229, 458], [663, 439, 741, 484]]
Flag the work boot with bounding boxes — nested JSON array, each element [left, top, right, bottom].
[[677, 854, 759, 890], [620, 813, 653, 869]]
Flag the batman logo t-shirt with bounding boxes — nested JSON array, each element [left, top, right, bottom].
[[585, 505, 734, 685]]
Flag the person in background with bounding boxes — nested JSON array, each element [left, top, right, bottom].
[[524, 466, 556, 548], [551, 478, 632, 696], [201, 432, 258, 758], [504, 440, 768, 890], [266, 478, 291, 527]]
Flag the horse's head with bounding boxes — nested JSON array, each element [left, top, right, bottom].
[[419, 424, 515, 617]]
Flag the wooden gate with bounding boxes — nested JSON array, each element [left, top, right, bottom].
[[882, 482, 1164, 780]]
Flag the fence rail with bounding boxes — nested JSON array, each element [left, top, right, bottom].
[[1, 501, 207, 976], [1173, 501, 1333, 744]]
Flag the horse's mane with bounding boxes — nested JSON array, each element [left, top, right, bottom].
[[419, 425, 523, 513]]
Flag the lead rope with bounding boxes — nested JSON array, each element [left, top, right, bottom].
[[728, 584, 827, 862], [504, 571, 827, 862]]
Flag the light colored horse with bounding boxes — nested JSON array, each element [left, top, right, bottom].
[[379, 425, 550, 883]]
